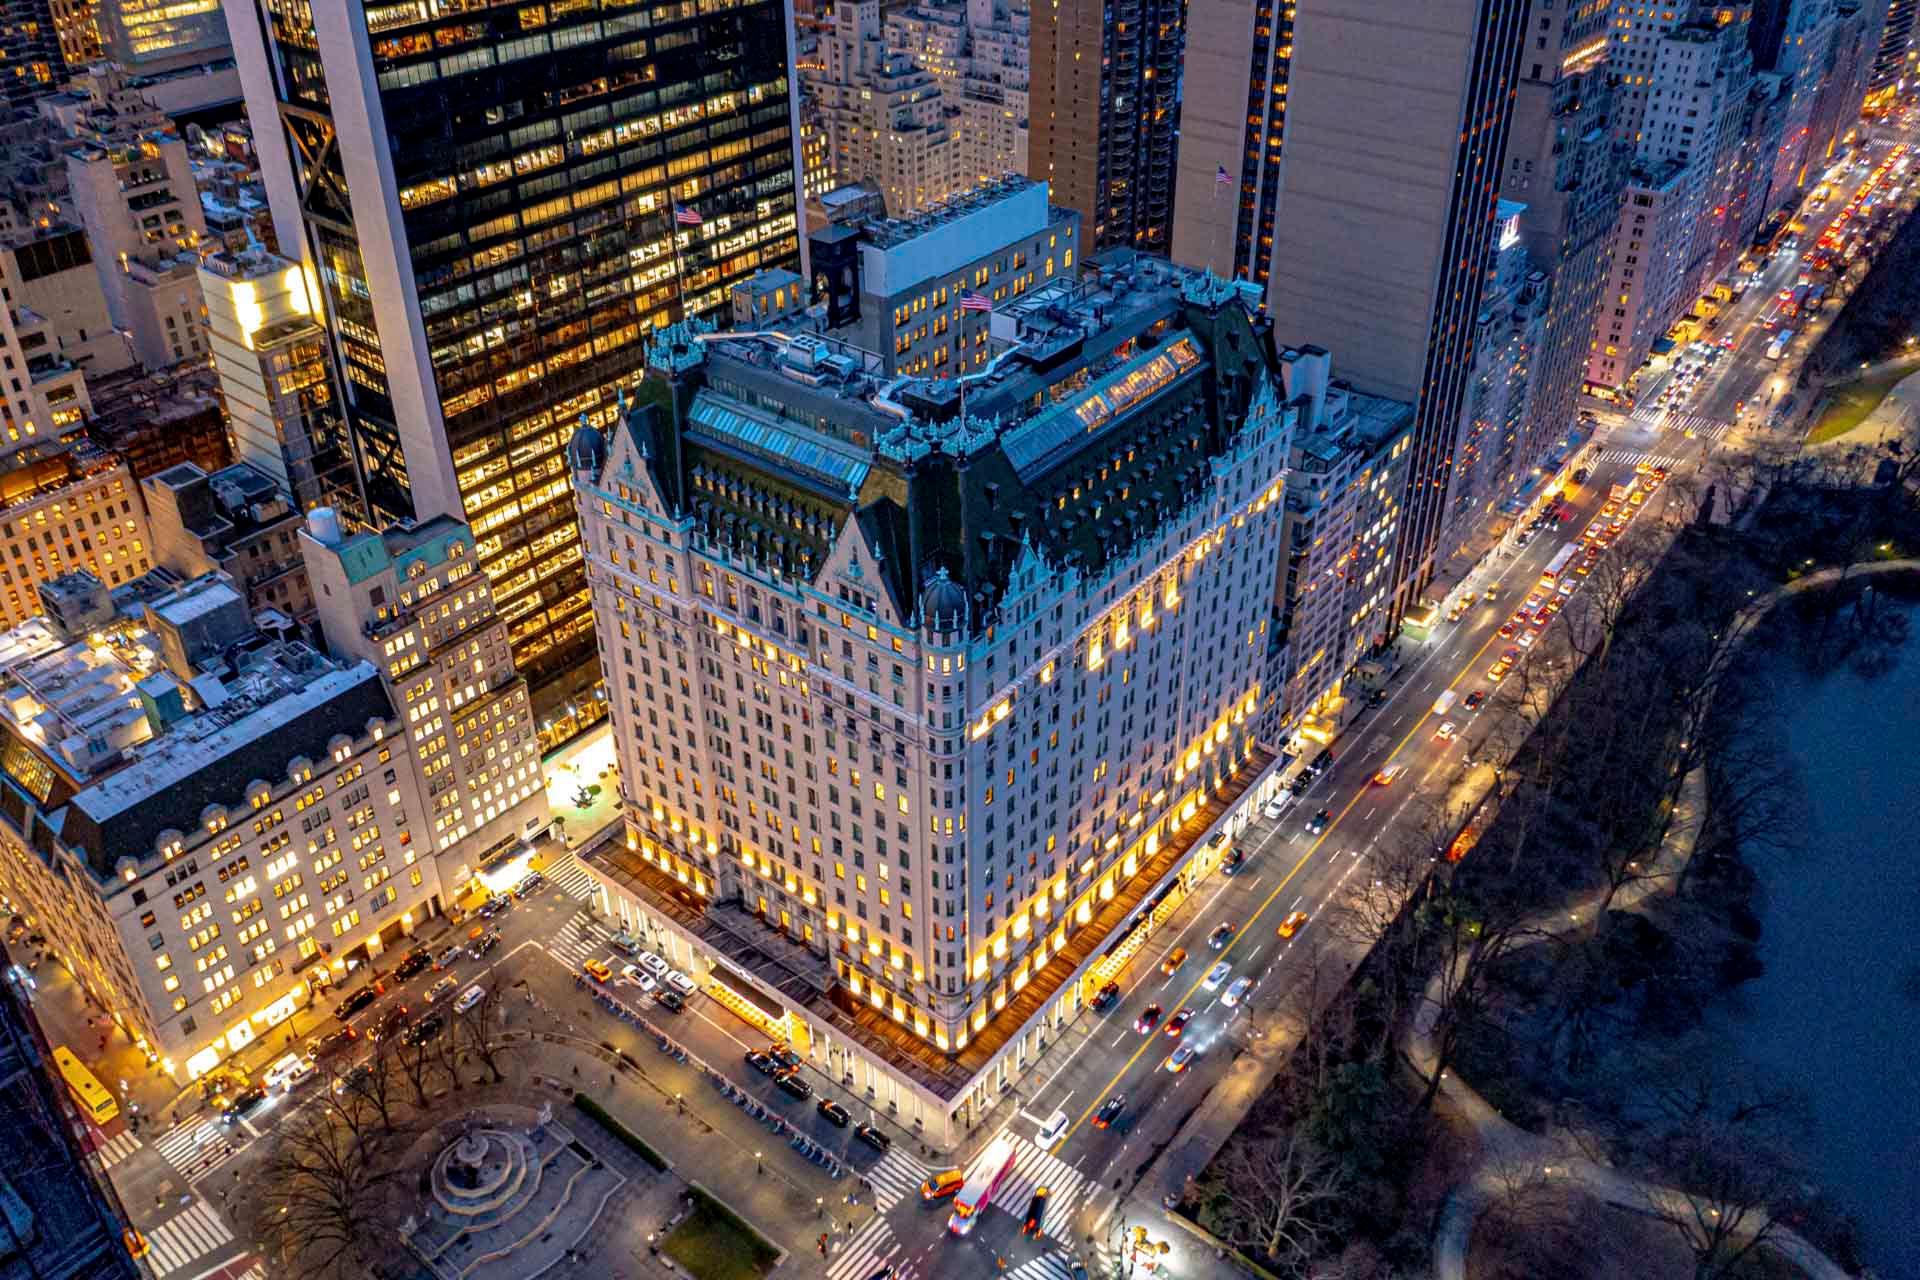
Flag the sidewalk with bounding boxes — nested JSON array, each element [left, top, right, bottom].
[[508, 980, 881, 1259], [542, 723, 622, 850]]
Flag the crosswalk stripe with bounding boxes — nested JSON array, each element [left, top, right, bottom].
[[544, 854, 601, 902], [1006, 1252, 1079, 1280], [990, 1135, 1088, 1238], [143, 1199, 233, 1277], [152, 1121, 242, 1181], [95, 1129, 142, 1169], [864, 1147, 935, 1210], [826, 1217, 894, 1280]]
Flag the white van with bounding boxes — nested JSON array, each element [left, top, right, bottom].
[[265, 1052, 315, 1093], [1036, 1108, 1070, 1148], [453, 984, 486, 1013]]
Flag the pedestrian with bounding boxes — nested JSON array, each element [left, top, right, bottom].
[[572, 1065, 579, 1077]]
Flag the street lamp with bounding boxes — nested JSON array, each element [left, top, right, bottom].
[[816, 1197, 824, 1218], [755, 1151, 763, 1175]]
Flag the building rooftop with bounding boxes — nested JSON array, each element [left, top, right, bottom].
[[617, 252, 1276, 633], [0, 573, 392, 880]]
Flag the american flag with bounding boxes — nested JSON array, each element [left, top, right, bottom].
[[674, 204, 703, 226], [959, 291, 993, 313], [1216, 164, 1231, 186]]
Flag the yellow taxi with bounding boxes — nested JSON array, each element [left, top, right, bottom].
[[921, 1169, 965, 1201], [1277, 911, 1310, 939], [582, 958, 612, 983]]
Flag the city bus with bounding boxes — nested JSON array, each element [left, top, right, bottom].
[[1767, 329, 1793, 361], [947, 1134, 1018, 1236], [52, 1046, 119, 1127], [1539, 544, 1578, 586]]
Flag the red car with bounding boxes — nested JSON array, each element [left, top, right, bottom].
[[1164, 1008, 1195, 1038]]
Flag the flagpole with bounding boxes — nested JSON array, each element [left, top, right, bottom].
[[1209, 162, 1227, 277], [668, 184, 688, 319]]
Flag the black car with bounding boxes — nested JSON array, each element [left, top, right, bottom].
[[467, 931, 501, 960], [775, 1071, 813, 1100], [332, 1063, 372, 1096], [1093, 1095, 1125, 1129], [369, 1005, 411, 1043], [816, 1098, 850, 1127], [512, 873, 544, 898], [334, 987, 380, 1022], [478, 896, 513, 918], [746, 1050, 778, 1075], [1463, 690, 1488, 711], [394, 948, 432, 981], [1021, 1186, 1050, 1237], [853, 1123, 890, 1153], [1091, 981, 1121, 1012], [1208, 923, 1235, 950], [1221, 849, 1246, 877], [1305, 808, 1332, 835], [769, 1045, 801, 1071], [222, 1086, 267, 1124], [305, 1027, 357, 1061], [653, 988, 684, 1012], [404, 1014, 444, 1046]]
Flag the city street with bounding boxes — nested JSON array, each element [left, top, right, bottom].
[[43, 109, 1917, 1280]]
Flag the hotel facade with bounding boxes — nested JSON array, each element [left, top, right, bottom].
[[571, 255, 1296, 1147]]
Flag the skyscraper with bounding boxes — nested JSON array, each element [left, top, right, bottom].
[[1169, 0, 1293, 282], [1261, 0, 1528, 605], [0, 0, 58, 114], [1028, 0, 1183, 252], [228, 0, 806, 747]]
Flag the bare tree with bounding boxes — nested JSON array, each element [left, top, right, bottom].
[[449, 975, 518, 1084], [1200, 1128, 1348, 1276], [333, 1044, 402, 1134], [1411, 872, 1533, 1111], [1644, 1118, 1806, 1280], [251, 1089, 406, 1280], [389, 1027, 445, 1108]]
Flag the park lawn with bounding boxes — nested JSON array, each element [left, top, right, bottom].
[[1806, 366, 1910, 444], [660, 1191, 780, 1280]]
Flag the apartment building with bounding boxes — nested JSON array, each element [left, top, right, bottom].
[[141, 461, 316, 624], [1266, 346, 1414, 737], [0, 437, 150, 627], [0, 228, 105, 452], [58, 68, 209, 371], [571, 256, 1294, 1145], [810, 175, 1079, 377], [197, 248, 350, 512], [300, 513, 545, 870], [0, 572, 423, 1079], [1589, 15, 1754, 391], [0, 0, 59, 112], [1029, 0, 1183, 251], [1500, 0, 1627, 467], [82, 365, 230, 480], [808, 0, 963, 215], [1442, 205, 1551, 554]]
